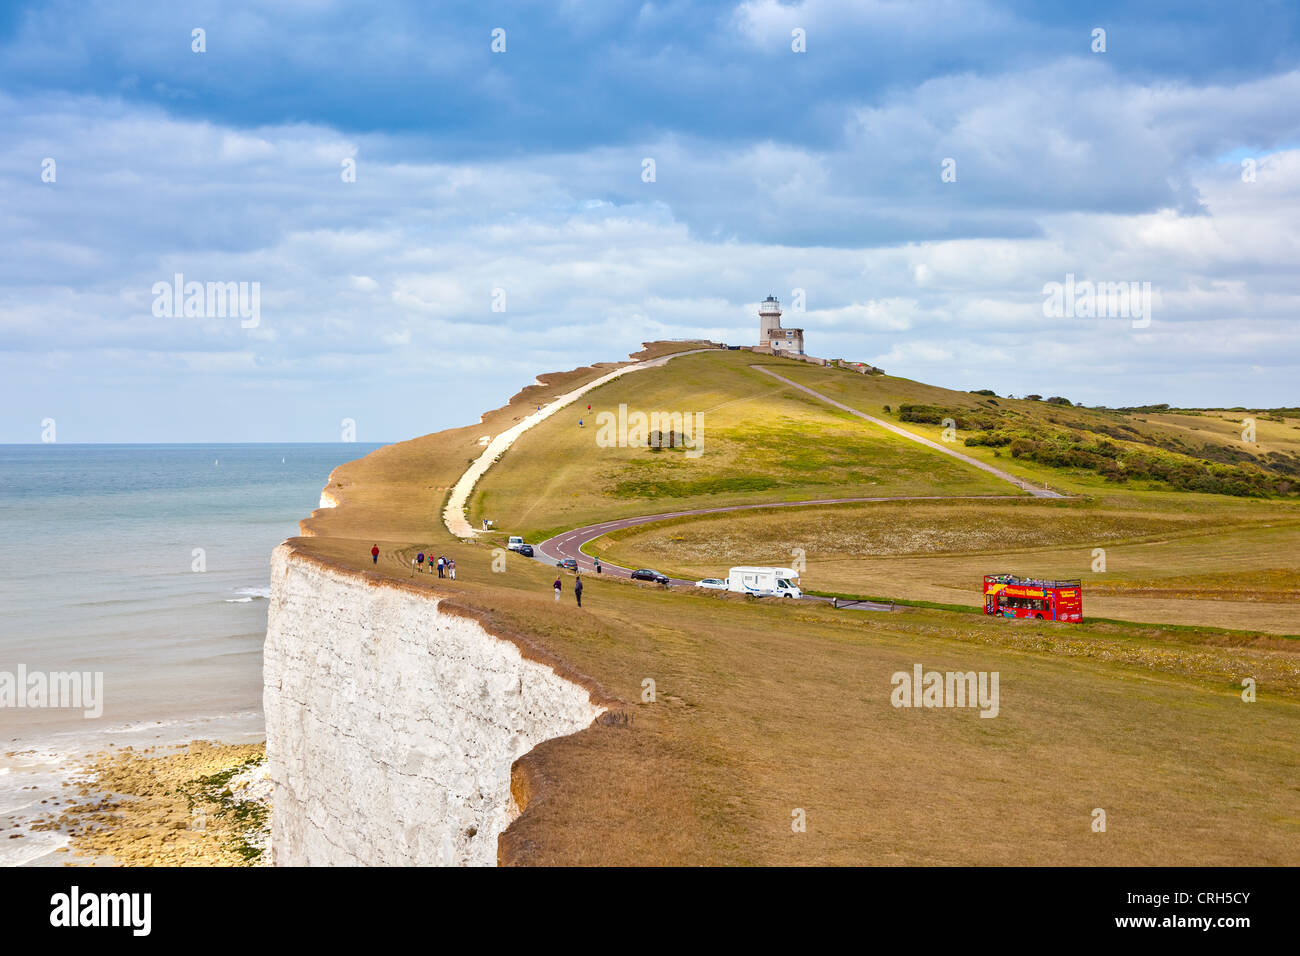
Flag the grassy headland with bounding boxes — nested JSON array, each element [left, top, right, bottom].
[[290, 344, 1300, 865]]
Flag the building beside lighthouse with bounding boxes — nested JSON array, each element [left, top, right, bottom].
[[755, 295, 805, 356]]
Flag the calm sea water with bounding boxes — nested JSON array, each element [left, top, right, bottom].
[[0, 442, 379, 864]]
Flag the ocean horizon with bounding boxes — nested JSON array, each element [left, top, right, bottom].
[[0, 441, 382, 865]]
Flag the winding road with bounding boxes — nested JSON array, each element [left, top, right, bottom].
[[531, 494, 1033, 612]]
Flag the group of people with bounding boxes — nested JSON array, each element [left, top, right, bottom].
[[553, 572, 584, 607], [413, 551, 456, 578], [370, 543, 456, 580]]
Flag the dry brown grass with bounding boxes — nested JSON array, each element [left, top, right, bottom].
[[291, 346, 1300, 865], [595, 497, 1300, 635], [593, 498, 1221, 565]]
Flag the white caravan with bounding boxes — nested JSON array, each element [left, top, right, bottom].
[[727, 566, 802, 599]]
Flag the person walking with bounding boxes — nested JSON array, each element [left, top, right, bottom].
[[437, 556, 445, 578], [553, 576, 562, 602], [416, 551, 425, 573], [371, 544, 379, 564], [574, 575, 583, 608], [449, 558, 457, 581]]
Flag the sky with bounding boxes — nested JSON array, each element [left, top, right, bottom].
[[2, 0, 1299, 442]]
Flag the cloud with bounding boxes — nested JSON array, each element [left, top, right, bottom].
[[1, 2, 1299, 439]]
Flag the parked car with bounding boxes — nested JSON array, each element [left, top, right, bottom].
[[695, 578, 728, 590], [516, 544, 534, 557], [631, 569, 670, 585]]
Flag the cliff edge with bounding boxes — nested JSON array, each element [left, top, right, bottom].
[[264, 545, 603, 865]]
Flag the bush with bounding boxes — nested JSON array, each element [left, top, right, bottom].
[[898, 404, 999, 430], [1002, 426, 1291, 497]]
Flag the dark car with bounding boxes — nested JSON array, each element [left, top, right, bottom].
[[630, 569, 669, 585], [517, 544, 534, 557], [559, 557, 578, 571]]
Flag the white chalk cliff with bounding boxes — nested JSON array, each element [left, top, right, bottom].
[[263, 544, 604, 865]]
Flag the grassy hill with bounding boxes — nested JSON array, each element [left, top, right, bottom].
[[470, 350, 1016, 542], [292, 343, 1300, 865], [472, 347, 1299, 632], [771, 361, 1300, 497]]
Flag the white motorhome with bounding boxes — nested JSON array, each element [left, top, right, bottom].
[[727, 566, 802, 599]]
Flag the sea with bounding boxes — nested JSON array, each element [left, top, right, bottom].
[[0, 443, 381, 865]]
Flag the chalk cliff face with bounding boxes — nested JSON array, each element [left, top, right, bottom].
[[263, 545, 603, 866]]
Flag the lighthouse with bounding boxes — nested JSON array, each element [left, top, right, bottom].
[[756, 295, 804, 355], [759, 295, 782, 339]]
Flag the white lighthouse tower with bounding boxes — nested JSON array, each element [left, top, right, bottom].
[[756, 295, 804, 355], [759, 295, 783, 339]]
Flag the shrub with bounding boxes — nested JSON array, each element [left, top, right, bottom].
[[898, 404, 999, 430]]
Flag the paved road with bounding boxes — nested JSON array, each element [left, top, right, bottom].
[[532, 494, 1028, 612], [753, 366, 1065, 498]]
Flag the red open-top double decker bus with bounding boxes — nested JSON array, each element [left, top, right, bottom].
[[983, 574, 1083, 622]]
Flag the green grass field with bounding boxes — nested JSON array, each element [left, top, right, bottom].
[[471, 350, 1014, 541]]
